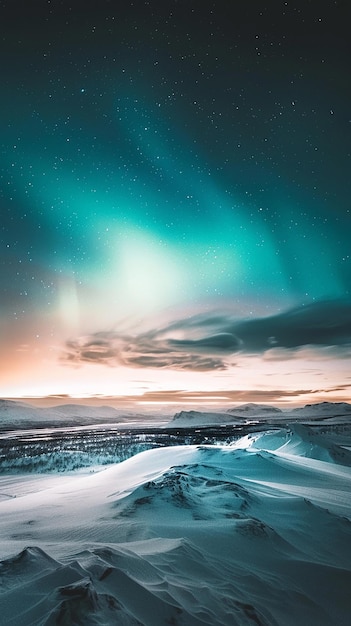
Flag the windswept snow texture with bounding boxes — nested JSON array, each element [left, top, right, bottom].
[[0, 426, 351, 625]]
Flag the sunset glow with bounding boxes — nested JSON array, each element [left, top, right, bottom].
[[1, 2, 350, 409]]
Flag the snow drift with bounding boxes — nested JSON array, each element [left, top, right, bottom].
[[0, 426, 350, 625]]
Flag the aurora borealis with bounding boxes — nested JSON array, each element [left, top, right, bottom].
[[1, 1, 350, 406]]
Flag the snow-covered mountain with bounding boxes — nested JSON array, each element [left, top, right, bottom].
[[1, 425, 351, 625], [171, 403, 284, 427], [0, 399, 48, 424], [47, 403, 124, 419], [226, 403, 283, 415], [2, 399, 351, 430], [170, 401, 351, 427], [0, 399, 126, 428], [171, 410, 237, 427], [170, 408, 283, 427], [290, 401, 351, 417]]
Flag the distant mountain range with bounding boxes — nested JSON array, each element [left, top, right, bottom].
[[289, 401, 351, 416], [0, 399, 140, 428], [171, 402, 351, 427], [1, 399, 350, 430]]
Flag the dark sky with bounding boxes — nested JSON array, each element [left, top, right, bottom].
[[1, 0, 350, 403]]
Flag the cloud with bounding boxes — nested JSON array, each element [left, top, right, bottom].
[[126, 354, 226, 371], [323, 384, 351, 393], [263, 343, 351, 362], [61, 332, 227, 371], [61, 298, 351, 371], [63, 337, 120, 366], [169, 333, 242, 352], [19, 385, 349, 407], [232, 299, 351, 352], [133, 388, 318, 403], [164, 299, 351, 354]]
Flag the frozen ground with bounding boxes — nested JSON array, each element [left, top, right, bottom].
[[0, 419, 350, 625]]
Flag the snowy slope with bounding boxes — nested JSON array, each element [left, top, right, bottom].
[[170, 402, 351, 427], [290, 401, 351, 418], [171, 409, 239, 426], [227, 402, 283, 415], [0, 426, 351, 624], [170, 404, 282, 426], [0, 399, 132, 428]]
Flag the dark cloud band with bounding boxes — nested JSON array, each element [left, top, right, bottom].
[[61, 299, 351, 371]]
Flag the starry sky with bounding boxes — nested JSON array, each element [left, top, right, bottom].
[[1, 0, 350, 406]]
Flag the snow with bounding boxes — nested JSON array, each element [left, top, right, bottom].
[[3, 399, 351, 429], [172, 409, 240, 426], [290, 401, 351, 417], [0, 399, 162, 429], [170, 401, 351, 427], [0, 422, 351, 624], [227, 402, 283, 415]]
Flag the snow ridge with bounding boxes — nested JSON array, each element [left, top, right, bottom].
[[0, 425, 351, 624]]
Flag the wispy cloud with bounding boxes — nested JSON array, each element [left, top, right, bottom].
[[62, 332, 227, 371], [133, 388, 319, 403], [18, 384, 351, 407], [61, 298, 351, 371]]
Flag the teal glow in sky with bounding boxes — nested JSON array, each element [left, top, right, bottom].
[[1, 1, 350, 405]]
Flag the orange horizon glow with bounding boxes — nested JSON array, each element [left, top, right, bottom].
[[3, 386, 351, 410], [1, 344, 350, 409]]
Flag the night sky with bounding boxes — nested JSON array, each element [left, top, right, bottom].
[[1, 0, 350, 405]]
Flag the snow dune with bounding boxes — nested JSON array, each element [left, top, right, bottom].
[[0, 426, 351, 625]]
